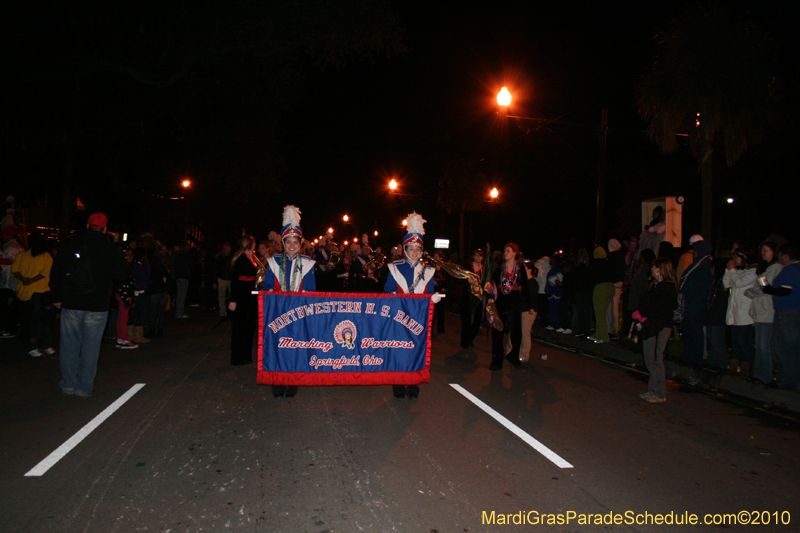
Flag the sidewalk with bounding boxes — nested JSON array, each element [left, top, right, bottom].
[[531, 326, 800, 417]]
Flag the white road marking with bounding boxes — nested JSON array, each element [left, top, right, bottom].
[[24, 383, 146, 477], [450, 383, 573, 469]]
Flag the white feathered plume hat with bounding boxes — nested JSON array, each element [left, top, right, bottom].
[[280, 205, 303, 241], [402, 212, 426, 248]]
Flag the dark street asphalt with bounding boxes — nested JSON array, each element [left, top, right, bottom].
[[1, 309, 799, 532]]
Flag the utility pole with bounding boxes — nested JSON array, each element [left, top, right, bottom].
[[595, 107, 608, 246]]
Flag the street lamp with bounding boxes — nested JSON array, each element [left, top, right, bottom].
[[726, 197, 735, 204], [374, 230, 378, 237], [490, 187, 499, 200], [497, 87, 511, 107], [328, 227, 334, 234], [389, 179, 398, 192], [401, 219, 407, 227], [343, 214, 350, 222], [181, 179, 191, 189]]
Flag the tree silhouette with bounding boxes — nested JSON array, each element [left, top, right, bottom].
[[437, 160, 489, 259], [636, 3, 779, 239]]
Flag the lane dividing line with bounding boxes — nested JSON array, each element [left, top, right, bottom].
[[24, 383, 146, 477], [450, 384, 573, 469]]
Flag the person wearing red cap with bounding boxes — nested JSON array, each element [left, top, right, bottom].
[[50, 212, 130, 397]]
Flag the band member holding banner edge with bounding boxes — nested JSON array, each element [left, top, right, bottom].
[[262, 205, 316, 397], [384, 212, 444, 399]]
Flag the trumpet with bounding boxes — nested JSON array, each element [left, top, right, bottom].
[[328, 253, 341, 267], [363, 252, 386, 273]]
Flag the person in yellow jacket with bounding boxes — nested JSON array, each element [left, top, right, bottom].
[[11, 233, 54, 357]]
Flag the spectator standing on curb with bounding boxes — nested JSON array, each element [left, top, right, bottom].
[[173, 245, 193, 318], [723, 246, 758, 378], [705, 259, 730, 372], [606, 239, 625, 337], [50, 213, 130, 397], [0, 225, 24, 338], [215, 242, 233, 317], [590, 246, 614, 343], [626, 248, 656, 338], [633, 257, 678, 403], [763, 244, 800, 390], [130, 248, 150, 344], [11, 232, 55, 356], [112, 248, 138, 349], [679, 240, 714, 367], [746, 242, 782, 385]]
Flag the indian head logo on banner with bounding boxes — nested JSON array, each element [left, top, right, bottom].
[[257, 292, 433, 387], [333, 320, 357, 349]]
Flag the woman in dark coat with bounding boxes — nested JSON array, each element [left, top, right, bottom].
[[228, 235, 260, 365], [634, 257, 679, 403]]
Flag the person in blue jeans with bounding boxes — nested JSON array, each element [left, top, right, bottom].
[[763, 244, 800, 390], [50, 212, 130, 397]]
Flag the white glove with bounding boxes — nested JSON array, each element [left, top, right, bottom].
[[431, 292, 445, 304]]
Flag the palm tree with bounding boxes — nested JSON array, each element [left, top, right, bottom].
[[637, 4, 779, 239]]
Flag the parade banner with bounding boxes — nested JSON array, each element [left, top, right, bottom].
[[257, 291, 433, 386]]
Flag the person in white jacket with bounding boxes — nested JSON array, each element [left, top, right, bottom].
[[723, 247, 758, 378]]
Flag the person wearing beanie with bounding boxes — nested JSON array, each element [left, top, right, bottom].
[[50, 212, 130, 397]]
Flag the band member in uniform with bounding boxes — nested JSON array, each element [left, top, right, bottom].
[[383, 212, 444, 399], [262, 205, 317, 397], [333, 247, 356, 292], [460, 248, 487, 349], [228, 234, 262, 365]]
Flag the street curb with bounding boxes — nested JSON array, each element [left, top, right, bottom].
[[531, 326, 800, 416]]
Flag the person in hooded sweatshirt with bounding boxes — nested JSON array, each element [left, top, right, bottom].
[[679, 239, 714, 366]]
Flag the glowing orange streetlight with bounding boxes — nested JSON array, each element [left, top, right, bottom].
[[389, 179, 398, 191], [328, 227, 334, 234], [354, 237, 358, 243], [344, 240, 349, 246], [497, 87, 511, 107], [402, 219, 407, 227], [181, 179, 191, 188], [343, 214, 349, 222], [490, 187, 499, 199], [374, 230, 379, 236]]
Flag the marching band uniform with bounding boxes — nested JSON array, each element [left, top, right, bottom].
[[229, 242, 259, 365], [383, 213, 439, 399], [262, 206, 316, 397]]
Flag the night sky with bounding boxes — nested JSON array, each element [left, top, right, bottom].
[[3, 0, 797, 257]]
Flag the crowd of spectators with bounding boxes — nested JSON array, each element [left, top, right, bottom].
[[2, 203, 798, 398]]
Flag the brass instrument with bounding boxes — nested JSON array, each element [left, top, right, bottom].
[[253, 254, 267, 289], [363, 252, 386, 273], [328, 253, 341, 267], [422, 252, 504, 331]]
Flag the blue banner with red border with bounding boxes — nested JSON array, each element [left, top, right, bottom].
[[257, 291, 433, 386]]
